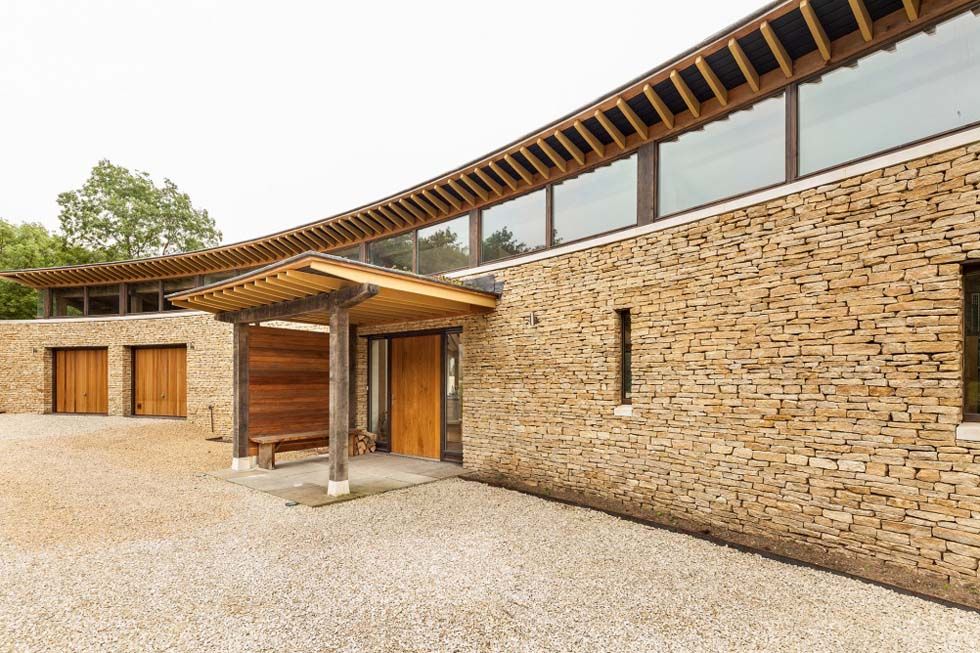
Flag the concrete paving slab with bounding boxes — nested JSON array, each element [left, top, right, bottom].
[[210, 452, 463, 506]]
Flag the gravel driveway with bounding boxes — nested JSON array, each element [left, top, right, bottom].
[[1, 414, 979, 652]]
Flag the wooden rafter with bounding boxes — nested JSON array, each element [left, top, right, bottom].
[[615, 99, 648, 140], [6, 0, 971, 292], [474, 167, 505, 195], [849, 0, 874, 40], [553, 131, 585, 166], [421, 189, 450, 214], [642, 84, 675, 129], [433, 185, 462, 210], [411, 193, 440, 218], [594, 111, 626, 150], [573, 120, 604, 158], [398, 198, 426, 222], [489, 161, 519, 191], [459, 174, 489, 201], [377, 205, 407, 228], [902, 0, 920, 20], [761, 21, 793, 77], [801, 0, 832, 61], [695, 56, 728, 106], [215, 283, 379, 324], [519, 146, 551, 179], [503, 153, 534, 185], [389, 202, 417, 225], [670, 70, 701, 118], [447, 178, 477, 205]]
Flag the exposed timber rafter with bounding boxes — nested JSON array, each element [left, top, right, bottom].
[[489, 161, 519, 191], [215, 283, 379, 324], [761, 21, 793, 76], [643, 84, 675, 128], [594, 110, 626, 150], [573, 120, 604, 158], [801, 0, 832, 61], [475, 167, 506, 195], [695, 56, 728, 106], [849, 0, 874, 40], [902, 0, 920, 21], [616, 98, 648, 140], [459, 174, 489, 202], [670, 70, 701, 118], [519, 146, 551, 179], [503, 153, 534, 185], [553, 131, 585, 166]]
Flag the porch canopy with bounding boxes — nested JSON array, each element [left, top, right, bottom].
[[167, 252, 498, 496]]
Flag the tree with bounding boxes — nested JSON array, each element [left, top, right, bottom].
[[418, 226, 468, 274], [57, 160, 221, 261], [480, 226, 529, 263], [0, 219, 92, 319]]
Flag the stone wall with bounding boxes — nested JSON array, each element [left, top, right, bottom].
[[0, 313, 330, 435], [3, 139, 980, 599], [359, 141, 980, 597], [0, 313, 236, 433]]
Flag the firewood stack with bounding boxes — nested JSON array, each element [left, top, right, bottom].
[[347, 429, 377, 457]]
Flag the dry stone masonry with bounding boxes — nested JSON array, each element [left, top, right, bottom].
[[360, 141, 980, 600], [2, 140, 980, 601]]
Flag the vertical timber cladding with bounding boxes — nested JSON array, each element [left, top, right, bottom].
[[246, 326, 330, 455], [53, 348, 108, 414], [390, 334, 442, 459], [133, 346, 188, 417]]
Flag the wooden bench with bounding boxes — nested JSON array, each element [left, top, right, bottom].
[[250, 431, 328, 470]]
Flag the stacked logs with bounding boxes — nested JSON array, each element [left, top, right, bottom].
[[348, 429, 377, 457]]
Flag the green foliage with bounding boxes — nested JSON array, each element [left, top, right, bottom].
[[480, 226, 529, 263], [57, 159, 221, 260], [370, 234, 413, 271], [418, 226, 468, 274], [0, 219, 92, 319]]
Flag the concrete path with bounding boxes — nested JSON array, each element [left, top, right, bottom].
[[212, 452, 464, 506]]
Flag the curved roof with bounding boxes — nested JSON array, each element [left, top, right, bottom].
[[1, 0, 963, 288]]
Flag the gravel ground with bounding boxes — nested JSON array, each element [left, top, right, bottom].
[[1, 414, 979, 652]]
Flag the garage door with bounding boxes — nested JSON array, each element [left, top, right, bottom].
[[133, 346, 187, 417], [54, 348, 108, 414]]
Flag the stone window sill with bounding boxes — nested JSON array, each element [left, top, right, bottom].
[[955, 422, 980, 443], [614, 404, 633, 417]]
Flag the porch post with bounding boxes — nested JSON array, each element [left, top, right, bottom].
[[348, 325, 358, 431], [232, 322, 253, 470], [328, 307, 351, 496]]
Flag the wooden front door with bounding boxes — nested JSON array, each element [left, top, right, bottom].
[[390, 334, 441, 459], [134, 346, 187, 417], [54, 348, 108, 414]]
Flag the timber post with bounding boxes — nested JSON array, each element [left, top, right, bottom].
[[348, 324, 358, 432], [232, 322, 252, 470], [328, 307, 351, 496]]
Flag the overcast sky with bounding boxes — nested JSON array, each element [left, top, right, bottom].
[[1, 0, 762, 246]]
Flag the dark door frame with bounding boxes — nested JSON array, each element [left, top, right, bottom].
[[366, 327, 463, 463]]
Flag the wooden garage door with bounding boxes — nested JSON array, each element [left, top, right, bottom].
[[54, 348, 108, 414], [134, 347, 187, 417]]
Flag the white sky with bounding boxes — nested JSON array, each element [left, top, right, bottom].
[[0, 0, 763, 246]]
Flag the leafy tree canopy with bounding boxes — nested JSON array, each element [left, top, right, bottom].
[[57, 159, 221, 261], [480, 226, 529, 263], [418, 226, 468, 274], [0, 219, 92, 319]]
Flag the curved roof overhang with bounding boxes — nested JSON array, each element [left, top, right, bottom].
[[166, 252, 498, 326], [1, 0, 972, 290]]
